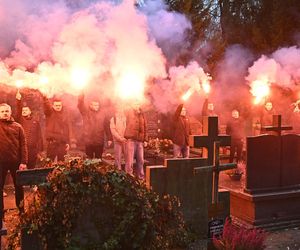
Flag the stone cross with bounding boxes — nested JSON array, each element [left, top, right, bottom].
[[263, 114, 293, 136], [189, 116, 231, 165], [194, 141, 236, 204]]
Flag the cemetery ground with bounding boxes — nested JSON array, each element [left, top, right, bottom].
[[1, 174, 300, 249]]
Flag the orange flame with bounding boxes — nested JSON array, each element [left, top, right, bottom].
[[181, 87, 194, 101], [15, 80, 24, 89], [250, 79, 270, 105], [202, 80, 211, 94], [115, 72, 145, 101], [71, 68, 90, 90]]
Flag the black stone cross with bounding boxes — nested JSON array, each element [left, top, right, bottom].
[[263, 115, 293, 136], [190, 116, 231, 165], [194, 141, 236, 204]]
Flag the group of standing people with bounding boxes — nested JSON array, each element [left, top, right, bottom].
[[0, 90, 149, 221]]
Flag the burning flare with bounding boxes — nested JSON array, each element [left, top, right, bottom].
[[202, 80, 211, 94], [116, 71, 145, 101], [71, 68, 90, 90], [181, 87, 194, 101], [250, 78, 270, 105]]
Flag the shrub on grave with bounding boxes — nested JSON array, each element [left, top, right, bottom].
[[213, 218, 267, 250], [8, 159, 189, 249]]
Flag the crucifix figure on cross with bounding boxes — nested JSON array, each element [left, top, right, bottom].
[[263, 114, 293, 136]]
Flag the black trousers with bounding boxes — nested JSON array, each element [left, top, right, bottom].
[[27, 146, 38, 169], [47, 141, 67, 161], [85, 144, 104, 159], [229, 139, 243, 163], [0, 162, 24, 219]]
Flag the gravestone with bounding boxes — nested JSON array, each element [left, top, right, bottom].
[[230, 115, 300, 228], [146, 158, 212, 236], [147, 116, 235, 239]]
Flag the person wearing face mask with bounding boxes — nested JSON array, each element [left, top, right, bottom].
[[226, 109, 245, 163], [172, 104, 192, 158], [0, 103, 27, 219], [77, 91, 112, 159], [42, 94, 71, 161], [16, 90, 43, 169]]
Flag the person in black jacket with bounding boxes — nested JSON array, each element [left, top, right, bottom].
[[172, 104, 192, 158], [42, 94, 71, 161], [16, 90, 43, 169], [77, 92, 112, 159], [0, 103, 27, 219], [226, 109, 245, 163]]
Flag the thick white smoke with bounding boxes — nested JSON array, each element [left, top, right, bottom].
[[247, 46, 300, 90], [0, 0, 190, 103]]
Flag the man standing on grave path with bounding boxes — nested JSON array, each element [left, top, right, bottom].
[[124, 101, 148, 179], [226, 109, 245, 163], [172, 104, 192, 158], [78, 91, 112, 159], [0, 103, 27, 217], [260, 101, 277, 133], [15, 90, 43, 169], [110, 105, 127, 170], [42, 94, 71, 162]]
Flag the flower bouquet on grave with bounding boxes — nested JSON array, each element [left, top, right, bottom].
[[226, 161, 245, 181], [159, 139, 173, 154]]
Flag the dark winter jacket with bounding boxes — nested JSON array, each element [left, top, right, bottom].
[[226, 118, 245, 140], [78, 94, 112, 145], [172, 104, 192, 146], [43, 96, 70, 144], [260, 108, 276, 127], [0, 118, 28, 164], [124, 108, 148, 142], [16, 99, 43, 151]]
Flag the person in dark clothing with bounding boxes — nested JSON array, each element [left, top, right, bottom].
[[15, 91, 43, 169], [172, 104, 192, 158], [77, 92, 112, 159], [42, 95, 70, 161], [0, 103, 27, 220], [124, 101, 148, 179], [226, 109, 245, 163], [260, 101, 276, 133]]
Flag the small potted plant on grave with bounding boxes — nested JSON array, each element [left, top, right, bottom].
[[213, 217, 267, 250], [226, 161, 245, 181]]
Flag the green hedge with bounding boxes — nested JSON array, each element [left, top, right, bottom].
[[8, 159, 189, 249]]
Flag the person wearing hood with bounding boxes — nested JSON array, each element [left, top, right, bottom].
[[16, 90, 43, 169], [78, 91, 112, 159], [0, 103, 27, 219], [42, 94, 71, 161], [172, 104, 192, 158]]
